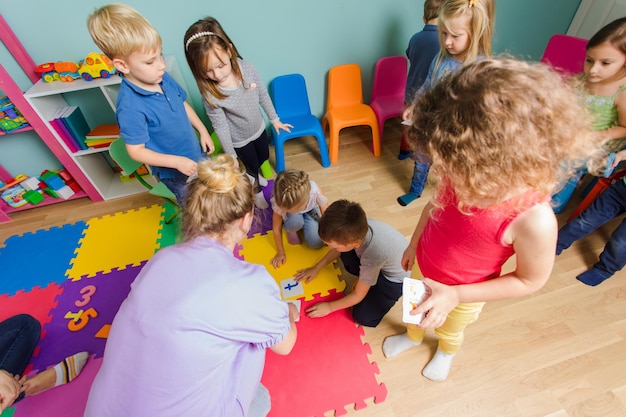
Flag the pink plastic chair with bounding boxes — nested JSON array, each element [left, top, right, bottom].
[[542, 34, 589, 213], [369, 56, 408, 140], [540, 34, 587, 77]]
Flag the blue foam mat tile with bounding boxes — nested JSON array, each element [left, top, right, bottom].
[[0, 222, 88, 296]]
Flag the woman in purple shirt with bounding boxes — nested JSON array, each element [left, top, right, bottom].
[[84, 154, 298, 417]]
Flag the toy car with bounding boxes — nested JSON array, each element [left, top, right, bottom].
[[78, 52, 115, 81], [34, 61, 80, 83]]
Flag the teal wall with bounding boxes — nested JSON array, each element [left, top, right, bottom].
[[0, 0, 581, 177]]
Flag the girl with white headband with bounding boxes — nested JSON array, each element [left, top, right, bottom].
[[184, 17, 293, 209]]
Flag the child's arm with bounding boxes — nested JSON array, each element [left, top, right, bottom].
[[184, 102, 214, 155], [270, 212, 287, 268], [306, 279, 371, 318], [293, 248, 341, 283], [251, 65, 293, 135], [204, 103, 237, 158], [413, 202, 557, 329], [604, 89, 626, 142], [401, 201, 433, 271], [126, 143, 198, 176]]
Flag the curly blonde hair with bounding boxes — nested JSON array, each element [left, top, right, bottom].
[[182, 154, 254, 240], [273, 169, 311, 210], [407, 57, 602, 211]]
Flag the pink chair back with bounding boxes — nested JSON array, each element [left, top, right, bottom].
[[540, 34, 587, 77], [370, 55, 407, 102]]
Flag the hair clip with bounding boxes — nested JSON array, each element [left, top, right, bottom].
[[185, 31, 216, 50]]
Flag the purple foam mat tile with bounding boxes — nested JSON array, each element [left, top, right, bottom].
[[30, 262, 145, 371], [248, 179, 274, 237]]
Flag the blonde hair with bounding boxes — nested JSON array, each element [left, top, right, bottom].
[[87, 3, 162, 60], [184, 17, 245, 108], [407, 57, 602, 211], [435, 0, 494, 67], [273, 169, 311, 210], [182, 154, 254, 241]]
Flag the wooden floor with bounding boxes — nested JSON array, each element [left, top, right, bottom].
[[2, 122, 625, 417]]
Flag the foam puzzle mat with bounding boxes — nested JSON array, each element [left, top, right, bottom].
[[0, 198, 386, 417]]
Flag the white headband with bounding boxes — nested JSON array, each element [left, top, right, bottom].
[[185, 31, 216, 50]]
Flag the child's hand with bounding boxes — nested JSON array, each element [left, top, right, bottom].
[[400, 246, 416, 272], [0, 370, 20, 412], [294, 267, 318, 283], [271, 252, 287, 269], [613, 149, 626, 167], [412, 278, 459, 330], [306, 302, 332, 318], [273, 121, 293, 134], [175, 157, 198, 177], [402, 105, 414, 123], [200, 132, 215, 155]]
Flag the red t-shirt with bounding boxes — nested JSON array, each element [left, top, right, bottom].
[[416, 186, 544, 286]]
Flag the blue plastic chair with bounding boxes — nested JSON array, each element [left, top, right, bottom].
[[269, 73, 330, 173]]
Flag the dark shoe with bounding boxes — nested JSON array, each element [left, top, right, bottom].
[[397, 193, 419, 206], [398, 149, 411, 161], [576, 267, 612, 286]]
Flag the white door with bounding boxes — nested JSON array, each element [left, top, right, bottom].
[[568, 0, 626, 39]]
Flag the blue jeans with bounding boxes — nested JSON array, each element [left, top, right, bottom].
[[409, 160, 431, 196], [1, 314, 41, 403], [557, 179, 626, 276], [340, 250, 402, 327], [0, 314, 40, 376], [159, 176, 188, 205], [283, 208, 323, 249]]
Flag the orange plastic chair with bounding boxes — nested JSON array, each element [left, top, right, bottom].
[[369, 56, 407, 140], [322, 63, 380, 163]]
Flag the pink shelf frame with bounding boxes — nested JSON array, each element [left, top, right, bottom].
[[0, 13, 103, 222]]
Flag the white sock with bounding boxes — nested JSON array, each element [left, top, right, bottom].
[[258, 175, 268, 188], [382, 333, 421, 358], [422, 347, 455, 381], [54, 352, 89, 387], [255, 191, 269, 209]]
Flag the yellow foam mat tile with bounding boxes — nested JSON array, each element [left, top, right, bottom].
[[240, 232, 345, 301], [67, 205, 165, 281]]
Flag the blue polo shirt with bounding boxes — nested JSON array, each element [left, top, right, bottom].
[[405, 24, 440, 104], [116, 72, 203, 179]]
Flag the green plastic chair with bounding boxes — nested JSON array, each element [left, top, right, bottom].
[[108, 137, 181, 223]]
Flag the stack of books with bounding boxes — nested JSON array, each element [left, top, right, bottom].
[[85, 123, 120, 148], [48, 106, 92, 152]]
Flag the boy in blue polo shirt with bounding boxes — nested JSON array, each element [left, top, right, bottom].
[[87, 3, 214, 203]]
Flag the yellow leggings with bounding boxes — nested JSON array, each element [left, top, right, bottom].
[[406, 301, 485, 354]]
